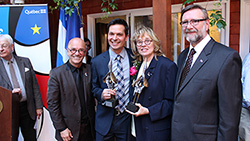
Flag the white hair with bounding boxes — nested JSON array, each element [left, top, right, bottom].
[[0, 34, 14, 45]]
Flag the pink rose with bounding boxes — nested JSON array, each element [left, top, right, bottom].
[[130, 66, 137, 76]]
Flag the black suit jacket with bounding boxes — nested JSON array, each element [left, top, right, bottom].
[[47, 63, 95, 141], [172, 38, 242, 141], [0, 55, 43, 120], [91, 48, 133, 136]]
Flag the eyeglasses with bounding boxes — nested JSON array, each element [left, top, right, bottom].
[[180, 19, 207, 27], [136, 39, 152, 46], [68, 48, 86, 54], [0, 44, 10, 49]]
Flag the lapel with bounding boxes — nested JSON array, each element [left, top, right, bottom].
[[125, 48, 133, 68], [145, 56, 157, 83], [125, 48, 134, 82], [176, 38, 215, 97], [0, 59, 12, 87], [14, 55, 25, 85], [175, 48, 189, 92], [102, 50, 110, 75]]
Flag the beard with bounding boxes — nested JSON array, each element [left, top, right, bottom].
[[184, 24, 207, 45]]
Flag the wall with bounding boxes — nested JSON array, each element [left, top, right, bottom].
[[23, 0, 240, 67]]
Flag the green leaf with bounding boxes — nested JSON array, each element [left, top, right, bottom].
[[65, 6, 70, 11], [216, 21, 223, 29], [210, 21, 215, 26], [214, 2, 221, 7], [183, 0, 194, 5], [101, 7, 107, 12], [216, 11, 221, 14]]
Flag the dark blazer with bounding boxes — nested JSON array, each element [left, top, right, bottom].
[[0, 54, 43, 120], [134, 56, 177, 141], [172, 38, 242, 141], [47, 63, 95, 141], [91, 48, 133, 136]]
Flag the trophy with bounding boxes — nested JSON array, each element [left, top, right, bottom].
[[102, 59, 118, 108], [126, 60, 148, 113]]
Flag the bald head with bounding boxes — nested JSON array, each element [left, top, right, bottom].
[[68, 38, 85, 48]]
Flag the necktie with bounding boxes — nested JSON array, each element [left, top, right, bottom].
[[116, 55, 127, 112], [179, 48, 196, 89], [8, 61, 20, 88]]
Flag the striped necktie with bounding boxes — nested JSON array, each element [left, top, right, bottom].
[[115, 55, 127, 112]]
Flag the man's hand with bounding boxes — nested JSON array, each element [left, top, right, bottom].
[[36, 108, 43, 119], [102, 89, 116, 100], [12, 88, 22, 95], [60, 128, 73, 141], [125, 103, 149, 117]]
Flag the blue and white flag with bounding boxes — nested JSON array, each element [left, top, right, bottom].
[[57, 0, 84, 67]]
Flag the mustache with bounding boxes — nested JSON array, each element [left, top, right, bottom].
[[185, 29, 197, 33]]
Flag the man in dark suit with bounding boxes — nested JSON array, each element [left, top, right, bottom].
[[91, 18, 133, 141], [47, 38, 95, 141], [0, 34, 43, 140], [171, 4, 242, 141]]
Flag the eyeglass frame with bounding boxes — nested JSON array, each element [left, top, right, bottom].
[[67, 48, 86, 54], [0, 43, 11, 49], [136, 39, 153, 47], [180, 18, 208, 27]]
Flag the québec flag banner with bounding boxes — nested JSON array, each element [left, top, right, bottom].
[[56, 0, 84, 67], [0, 4, 56, 140]]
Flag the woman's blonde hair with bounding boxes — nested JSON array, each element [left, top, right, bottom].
[[131, 26, 164, 62]]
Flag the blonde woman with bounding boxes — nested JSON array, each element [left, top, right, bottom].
[[126, 26, 177, 141]]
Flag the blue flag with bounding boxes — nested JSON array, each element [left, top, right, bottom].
[[57, 0, 83, 67]]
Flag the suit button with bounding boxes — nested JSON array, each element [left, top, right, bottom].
[[148, 97, 152, 101], [145, 127, 149, 131]]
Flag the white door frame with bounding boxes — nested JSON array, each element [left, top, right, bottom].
[[240, 0, 250, 61]]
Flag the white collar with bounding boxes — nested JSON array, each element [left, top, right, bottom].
[[189, 34, 211, 55]]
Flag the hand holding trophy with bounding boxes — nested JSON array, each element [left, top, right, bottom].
[[102, 58, 118, 108]]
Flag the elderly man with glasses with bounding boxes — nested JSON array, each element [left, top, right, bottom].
[[0, 34, 43, 140]]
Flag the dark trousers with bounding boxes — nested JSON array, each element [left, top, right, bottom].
[[96, 112, 130, 141], [78, 120, 94, 141], [15, 101, 36, 141]]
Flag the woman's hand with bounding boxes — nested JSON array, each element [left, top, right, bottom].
[[125, 103, 149, 117]]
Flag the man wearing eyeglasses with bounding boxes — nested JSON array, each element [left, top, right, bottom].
[[172, 4, 242, 141], [47, 38, 95, 141], [0, 34, 43, 140]]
